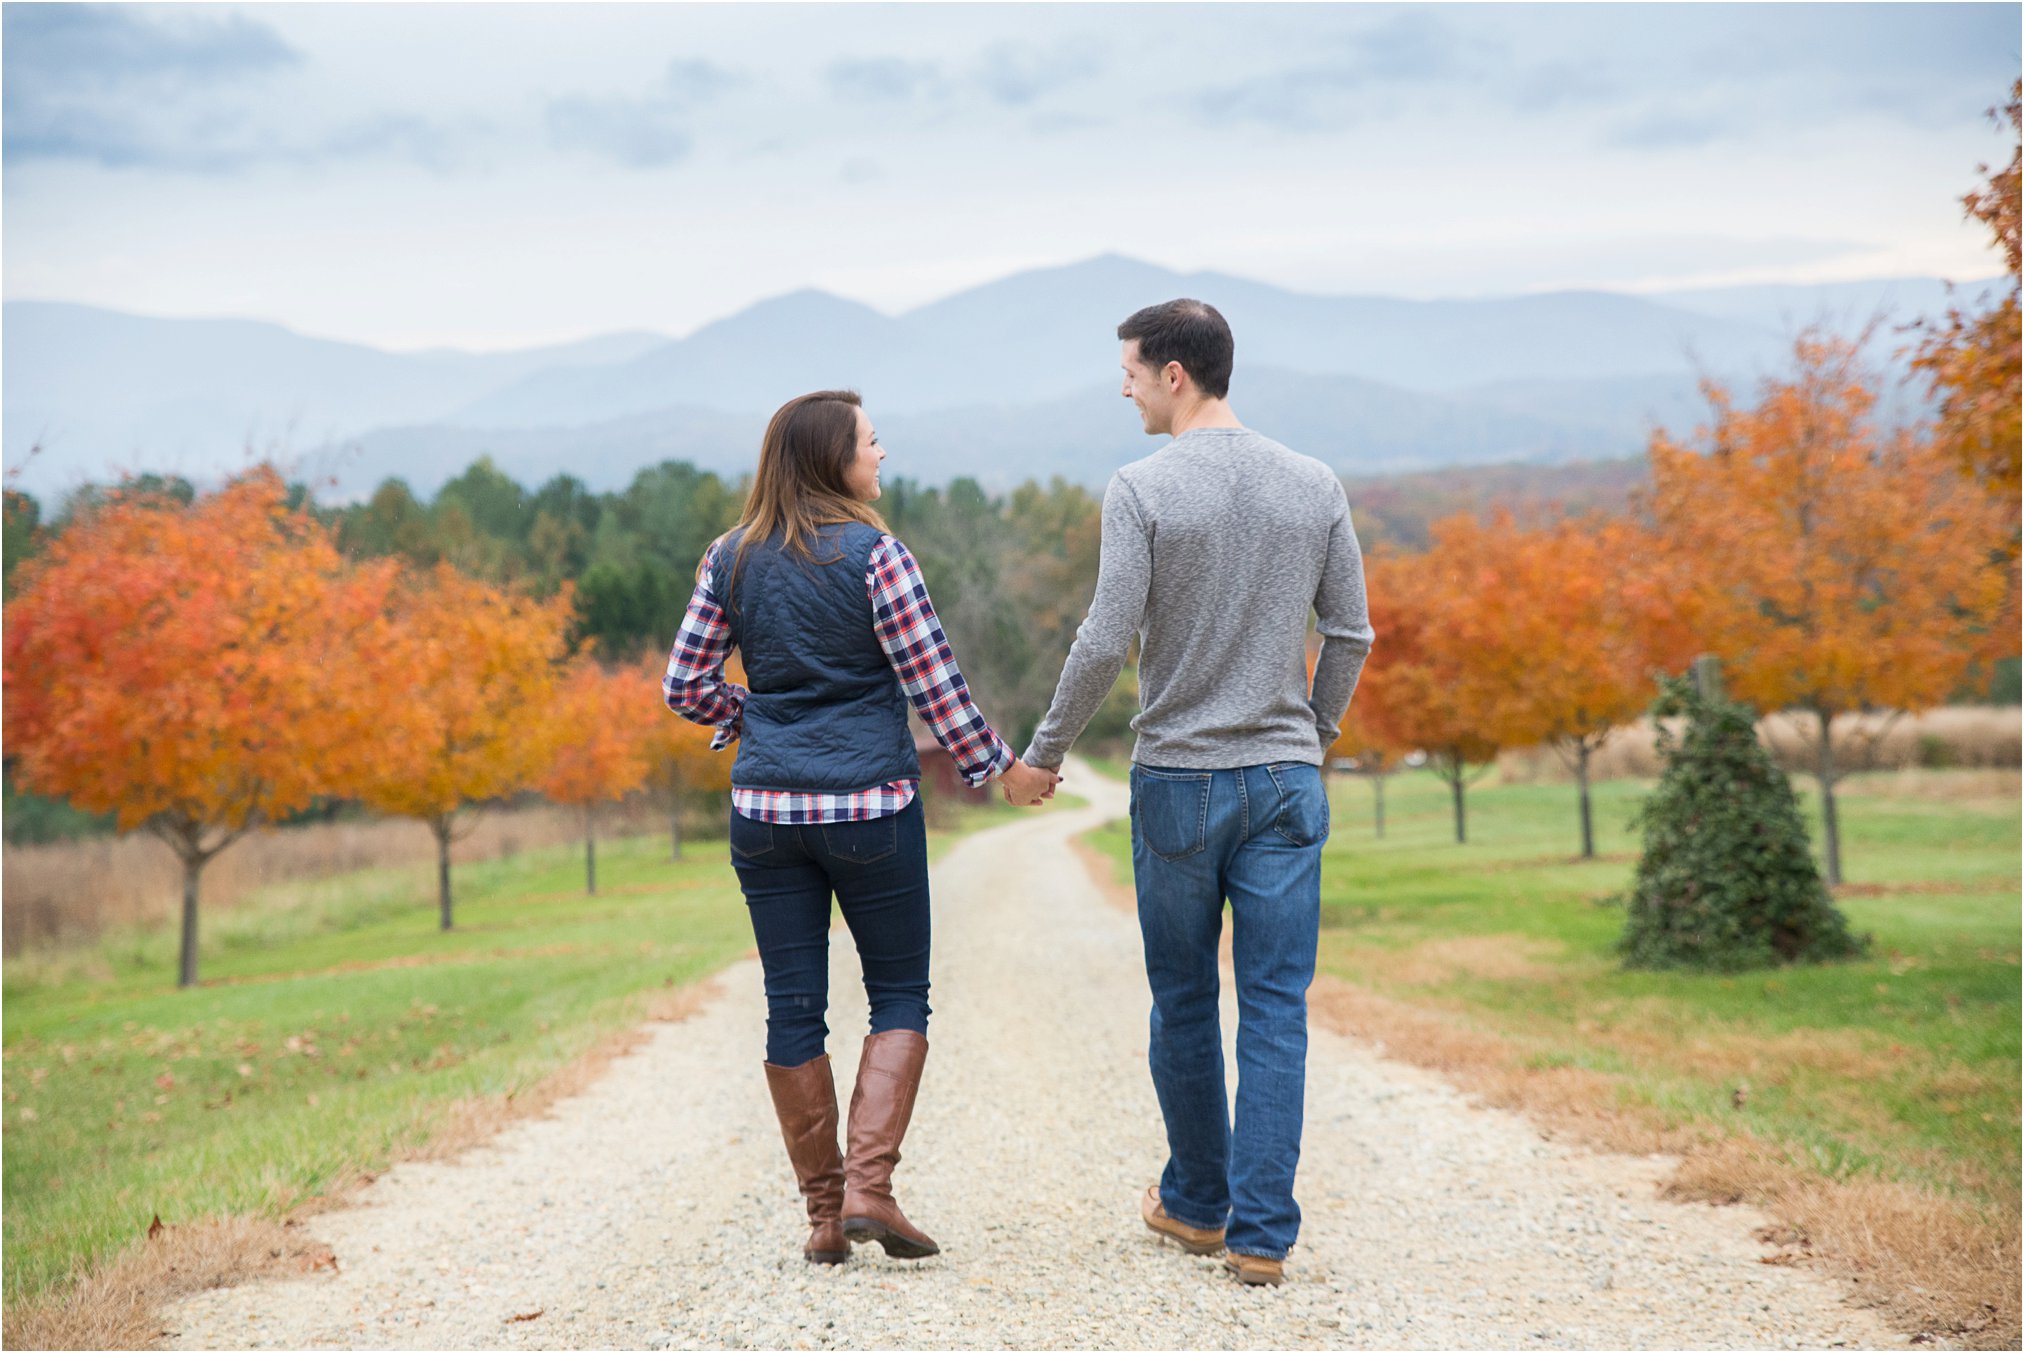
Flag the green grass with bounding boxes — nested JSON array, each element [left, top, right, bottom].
[[1, 793, 1014, 1310], [1079, 767, 2021, 1211]]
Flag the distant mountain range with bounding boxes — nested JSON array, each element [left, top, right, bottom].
[[3, 256, 2002, 503]]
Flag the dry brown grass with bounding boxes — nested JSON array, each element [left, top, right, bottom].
[[1384, 933, 1564, 985], [2, 797, 693, 957], [1493, 705, 2023, 786], [1, 979, 717, 1350], [1306, 980, 2022, 1349]]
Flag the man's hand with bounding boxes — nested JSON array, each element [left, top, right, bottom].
[[1000, 759, 1061, 807]]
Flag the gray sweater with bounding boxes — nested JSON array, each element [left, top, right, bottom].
[[1023, 426, 1375, 772]]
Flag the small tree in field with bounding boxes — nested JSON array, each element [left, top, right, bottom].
[[1459, 512, 1661, 860], [354, 564, 572, 929], [641, 653, 733, 861], [541, 656, 656, 894], [1616, 673, 1868, 972], [1365, 542, 1521, 844], [3, 469, 395, 986]]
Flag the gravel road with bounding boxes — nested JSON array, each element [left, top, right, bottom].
[[163, 759, 1901, 1350]]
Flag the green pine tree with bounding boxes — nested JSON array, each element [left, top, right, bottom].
[[1617, 674, 1868, 972]]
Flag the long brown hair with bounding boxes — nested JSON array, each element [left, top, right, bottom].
[[718, 389, 888, 600]]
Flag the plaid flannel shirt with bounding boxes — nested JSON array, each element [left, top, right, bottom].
[[662, 535, 1014, 823]]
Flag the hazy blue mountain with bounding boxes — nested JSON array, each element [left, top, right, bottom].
[[3, 257, 1976, 503], [450, 255, 1812, 428], [321, 364, 1653, 501], [3, 300, 668, 500], [450, 290, 926, 428]]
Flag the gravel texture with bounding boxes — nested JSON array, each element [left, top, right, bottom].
[[163, 759, 1902, 1350]]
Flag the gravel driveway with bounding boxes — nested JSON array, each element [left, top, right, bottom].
[[163, 759, 1901, 1349]]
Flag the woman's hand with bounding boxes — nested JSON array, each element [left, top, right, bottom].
[[1000, 759, 1061, 807]]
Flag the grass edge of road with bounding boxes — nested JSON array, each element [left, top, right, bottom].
[[5, 978, 719, 1352], [4, 795, 1025, 1352], [1069, 766, 2021, 1351]]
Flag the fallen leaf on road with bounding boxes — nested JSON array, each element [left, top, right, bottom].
[[506, 1310, 544, 1323]]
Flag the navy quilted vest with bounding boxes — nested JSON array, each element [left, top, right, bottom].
[[711, 523, 921, 794]]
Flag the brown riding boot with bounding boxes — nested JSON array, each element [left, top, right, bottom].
[[763, 1055, 850, 1264], [840, 1029, 940, 1258]]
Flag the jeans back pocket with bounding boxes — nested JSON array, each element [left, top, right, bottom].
[[1132, 768, 1211, 862], [729, 811, 776, 861], [820, 814, 898, 866], [1265, 762, 1329, 847]]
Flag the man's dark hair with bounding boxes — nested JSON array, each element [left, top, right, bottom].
[[1117, 298, 1234, 399]]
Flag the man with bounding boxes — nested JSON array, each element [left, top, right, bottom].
[[1016, 298, 1374, 1287]]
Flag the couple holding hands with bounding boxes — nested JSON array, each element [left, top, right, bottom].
[[662, 298, 1374, 1287]]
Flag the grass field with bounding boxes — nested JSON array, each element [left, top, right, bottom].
[[0, 793, 1023, 1318], [1078, 765, 2021, 1341]]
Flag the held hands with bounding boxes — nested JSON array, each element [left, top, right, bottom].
[[999, 758, 1061, 807]]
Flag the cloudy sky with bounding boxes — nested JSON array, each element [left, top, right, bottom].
[[3, 2, 2017, 351]]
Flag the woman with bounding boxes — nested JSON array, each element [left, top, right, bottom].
[[663, 389, 1056, 1266]]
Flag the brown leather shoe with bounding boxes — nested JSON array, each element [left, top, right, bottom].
[[763, 1055, 849, 1264], [1141, 1185, 1226, 1255], [1224, 1252, 1285, 1286], [840, 1030, 939, 1259]]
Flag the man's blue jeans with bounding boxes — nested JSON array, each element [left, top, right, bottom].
[[1130, 761, 1328, 1261]]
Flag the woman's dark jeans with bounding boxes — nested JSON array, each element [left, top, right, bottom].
[[729, 797, 931, 1067]]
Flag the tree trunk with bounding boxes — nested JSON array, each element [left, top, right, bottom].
[[1576, 740, 1595, 860], [178, 852, 204, 989], [670, 798, 683, 862], [1373, 771, 1386, 840], [434, 815, 454, 931], [1816, 707, 1843, 887], [585, 803, 598, 896], [1450, 770, 1467, 844]]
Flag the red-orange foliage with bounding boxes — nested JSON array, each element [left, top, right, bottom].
[[3, 468, 396, 985], [352, 563, 574, 927], [1912, 80, 2021, 500], [1359, 544, 1513, 844], [1642, 333, 2015, 883], [1429, 511, 1663, 856], [541, 656, 658, 894]]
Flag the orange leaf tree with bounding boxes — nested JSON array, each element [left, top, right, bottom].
[[1362, 541, 1528, 844], [353, 563, 573, 928], [1443, 511, 1664, 859], [1642, 333, 2015, 885], [3, 469, 396, 986], [640, 652, 733, 861], [1911, 80, 2021, 501], [541, 655, 658, 894]]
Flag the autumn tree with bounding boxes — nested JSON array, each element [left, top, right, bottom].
[[1911, 80, 2021, 500], [1642, 334, 2014, 885], [1362, 543, 1520, 844], [541, 656, 658, 894], [2, 469, 396, 986], [640, 653, 734, 861], [353, 563, 573, 928], [1438, 512, 1666, 858]]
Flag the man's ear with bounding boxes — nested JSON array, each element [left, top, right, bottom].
[[1164, 361, 1186, 393]]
